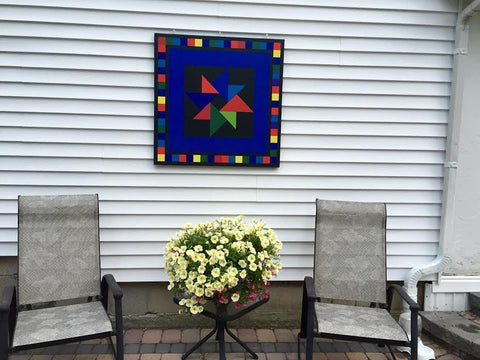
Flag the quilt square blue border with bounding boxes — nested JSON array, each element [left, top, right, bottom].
[[154, 34, 284, 167]]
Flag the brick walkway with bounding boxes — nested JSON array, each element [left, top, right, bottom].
[[9, 328, 460, 360]]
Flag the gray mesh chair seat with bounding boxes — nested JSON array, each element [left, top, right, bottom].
[[298, 199, 419, 360], [0, 194, 124, 360], [315, 303, 408, 342], [13, 302, 112, 348]]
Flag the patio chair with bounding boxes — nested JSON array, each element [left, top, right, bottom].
[[0, 194, 124, 360], [297, 199, 419, 360]]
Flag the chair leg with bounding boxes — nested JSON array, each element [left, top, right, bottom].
[[305, 331, 313, 360], [115, 330, 124, 360], [0, 316, 9, 360], [0, 344, 7, 360], [114, 300, 124, 360], [297, 333, 301, 360]]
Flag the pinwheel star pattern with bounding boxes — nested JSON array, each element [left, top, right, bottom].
[[187, 69, 253, 136]]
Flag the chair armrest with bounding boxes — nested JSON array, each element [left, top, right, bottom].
[[0, 285, 17, 349], [387, 284, 419, 311], [304, 276, 317, 301], [102, 274, 123, 300], [0, 286, 15, 313], [387, 284, 419, 355], [299, 276, 317, 338], [101, 275, 123, 341]]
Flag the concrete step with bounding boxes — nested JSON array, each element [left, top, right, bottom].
[[421, 311, 480, 360], [469, 292, 480, 316]]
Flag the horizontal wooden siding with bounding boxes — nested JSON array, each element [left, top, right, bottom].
[[0, 0, 458, 281]]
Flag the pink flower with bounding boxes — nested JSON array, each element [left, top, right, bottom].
[[195, 297, 201, 302], [249, 293, 257, 301], [219, 295, 227, 303], [235, 303, 240, 309]]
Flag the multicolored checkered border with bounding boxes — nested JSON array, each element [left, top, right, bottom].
[[154, 34, 284, 166]]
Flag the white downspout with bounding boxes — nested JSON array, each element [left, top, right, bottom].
[[460, 0, 480, 25], [397, 1, 480, 359]]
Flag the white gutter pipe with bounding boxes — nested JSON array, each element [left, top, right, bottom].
[[460, 0, 480, 25], [397, 1, 480, 359]]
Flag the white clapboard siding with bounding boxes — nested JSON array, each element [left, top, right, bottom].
[[0, 0, 457, 281]]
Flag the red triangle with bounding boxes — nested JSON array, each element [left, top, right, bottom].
[[220, 95, 253, 113], [194, 104, 211, 120], [202, 76, 218, 94]]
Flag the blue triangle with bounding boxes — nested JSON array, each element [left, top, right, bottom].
[[228, 85, 244, 101], [187, 92, 217, 110], [213, 69, 229, 100]]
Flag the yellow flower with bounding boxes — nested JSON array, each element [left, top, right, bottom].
[[195, 287, 204, 297], [231, 293, 240, 302], [179, 270, 187, 279], [220, 236, 229, 244], [249, 263, 257, 271], [238, 259, 247, 268], [190, 305, 203, 314], [211, 268, 221, 277], [247, 254, 255, 263]]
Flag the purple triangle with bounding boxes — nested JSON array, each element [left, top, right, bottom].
[[187, 92, 217, 110], [213, 69, 229, 100]]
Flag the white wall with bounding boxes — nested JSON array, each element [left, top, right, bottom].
[[0, 0, 458, 282]]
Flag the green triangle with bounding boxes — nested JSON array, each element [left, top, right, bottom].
[[220, 111, 237, 129], [210, 105, 227, 136]]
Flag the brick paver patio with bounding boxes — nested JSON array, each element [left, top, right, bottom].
[[8, 328, 460, 360]]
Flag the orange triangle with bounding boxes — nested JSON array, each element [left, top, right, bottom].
[[202, 76, 218, 94], [220, 95, 252, 113], [194, 104, 211, 120]]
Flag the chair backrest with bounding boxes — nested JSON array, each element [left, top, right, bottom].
[[17, 194, 101, 305], [314, 199, 387, 304]]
